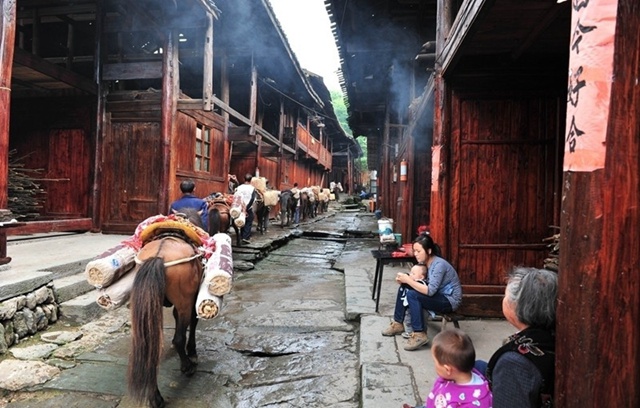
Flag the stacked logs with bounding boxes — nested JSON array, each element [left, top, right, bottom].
[[8, 150, 45, 220], [542, 230, 560, 272]]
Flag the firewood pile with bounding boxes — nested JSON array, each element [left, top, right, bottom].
[[542, 229, 560, 272], [7, 150, 45, 220], [0, 209, 12, 222]]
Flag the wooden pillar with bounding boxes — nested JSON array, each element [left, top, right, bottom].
[[220, 50, 231, 175], [277, 98, 285, 188], [160, 30, 179, 212], [0, 0, 17, 211], [432, 0, 453, 252], [0, 0, 16, 264], [249, 62, 258, 136], [437, 0, 454, 43], [220, 51, 229, 122], [91, 0, 104, 231], [381, 108, 390, 215], [556, 1, 639, 406], [202, 12, 213, 112], [249, 62, 259, 174]]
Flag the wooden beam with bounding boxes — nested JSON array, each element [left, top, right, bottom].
[[438, 0, 495, 76], [13, 48, 97, 94], [17, 4, 95, 20], [102, 62, 163, 80], [227, 126, 257, 143], [211, 96, 251, 127], [6, 218, 92, 236]]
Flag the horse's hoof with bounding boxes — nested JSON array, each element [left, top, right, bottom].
[[183, 362, 197, 377], [152, 394, 165, 408]]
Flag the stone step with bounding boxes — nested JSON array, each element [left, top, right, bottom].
[[42, 259, 93, 279], [54, 272, 95, 304], [0, 268, 53, 302], [59, 289, 108, 325]]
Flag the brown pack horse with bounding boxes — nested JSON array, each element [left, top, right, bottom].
[[206, 193, 242, 246], [127, 209, 204, 408]]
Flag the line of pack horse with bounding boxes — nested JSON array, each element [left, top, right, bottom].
[[205, 183, 331, 246]]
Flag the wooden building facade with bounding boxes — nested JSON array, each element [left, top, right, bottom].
[[326, 0, 568, 315], [328, 0, 639, 404], [0, 0, 358, 247]]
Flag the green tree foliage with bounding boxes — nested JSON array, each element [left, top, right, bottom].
[[330, 90, 367, 169], [330, 90, 349, 134]]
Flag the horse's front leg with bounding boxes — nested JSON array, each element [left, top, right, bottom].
[[172, 308, 197, 376], [263, 207, 270, 233]]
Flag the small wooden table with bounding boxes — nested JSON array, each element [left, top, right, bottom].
[[371, 249, 417, 313]]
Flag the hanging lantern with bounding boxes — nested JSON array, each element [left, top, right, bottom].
[[400, 159, 408, 181]]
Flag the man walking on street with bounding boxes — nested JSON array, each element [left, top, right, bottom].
[[291, 182, 301, 224], [235, 173, 256, 243]]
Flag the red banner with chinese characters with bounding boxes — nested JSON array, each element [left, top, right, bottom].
[[564, 0, 617, 172]]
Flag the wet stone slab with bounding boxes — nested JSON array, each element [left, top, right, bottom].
[[5, 391, 121, 408]]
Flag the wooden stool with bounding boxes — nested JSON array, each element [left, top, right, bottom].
[[424, 310, 462, 330]]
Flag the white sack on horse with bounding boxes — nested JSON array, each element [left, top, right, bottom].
[[204, 233, 234, 296], [250, 177, 267, 193], [233, 212, 246, 227], [196, 233, 231, 319], [195, 285, 222, 319], [322, 188, 331, 197], [85, 244, 137, 288], [96, 266, 137, 310], [229, 194, 245, 220], [263, 190, 281, 207], [301, 187, 316, 202]]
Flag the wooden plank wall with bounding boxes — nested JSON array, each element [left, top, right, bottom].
[[446, 92, 564, 315], [9, 98, 93, 221]]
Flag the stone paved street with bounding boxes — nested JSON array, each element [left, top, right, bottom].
[[0, 203, 512, 407]]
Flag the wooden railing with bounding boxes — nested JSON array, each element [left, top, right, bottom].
[[296, 124, 332, 169]]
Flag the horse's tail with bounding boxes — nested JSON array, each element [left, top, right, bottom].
[[128, 257, 166, 405], [208, 207, 221, 235]]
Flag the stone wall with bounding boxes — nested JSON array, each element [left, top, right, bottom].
[[0, 283, 59, 354]]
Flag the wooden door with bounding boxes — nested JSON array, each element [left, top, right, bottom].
[[101, 121, 162, 233], [451, 95, 563, 298], [44, 129, 90, 217]]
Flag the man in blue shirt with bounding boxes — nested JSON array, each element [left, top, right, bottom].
[[169, 180, 208, 228]]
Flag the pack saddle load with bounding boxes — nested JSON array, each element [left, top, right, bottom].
[[85, 213, 232, 318]]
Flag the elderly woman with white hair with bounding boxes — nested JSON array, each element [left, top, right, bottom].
[[480, 266, 558, 408]]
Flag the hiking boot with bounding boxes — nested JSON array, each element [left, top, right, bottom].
[[381, 321, 404, 336], [404, 331, 429, 351]]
